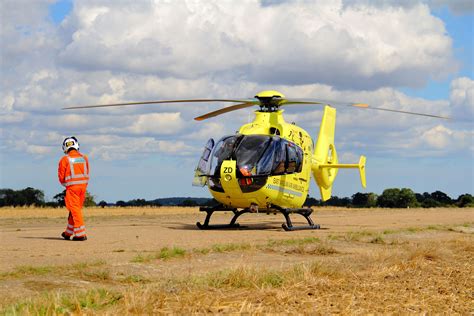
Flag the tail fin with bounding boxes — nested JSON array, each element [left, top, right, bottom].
[[312, 106, 367, 201]]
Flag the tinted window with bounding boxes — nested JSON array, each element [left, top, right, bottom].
[[272, 138, 287, 175], [235, 135, 271, 175]]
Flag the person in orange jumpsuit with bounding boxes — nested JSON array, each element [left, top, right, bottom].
[[58, 136, 90, 241]]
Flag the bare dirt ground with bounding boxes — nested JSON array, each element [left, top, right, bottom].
[[0, 207, 473, 314]]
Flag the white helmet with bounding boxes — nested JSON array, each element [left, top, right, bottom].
[[62, 136, 79, 154]]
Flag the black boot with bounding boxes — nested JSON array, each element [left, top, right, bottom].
[[61, 232, 71, 240], [72, 236, 88, 241]]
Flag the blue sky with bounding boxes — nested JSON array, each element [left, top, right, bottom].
[[1, 0, 473, 203], [400, 6, 473, 100]]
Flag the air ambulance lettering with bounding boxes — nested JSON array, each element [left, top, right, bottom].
[[265, 184, 303, 197], [273, 180, 304, 192]]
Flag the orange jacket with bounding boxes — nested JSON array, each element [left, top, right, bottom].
[[58, 150, 90, 187]]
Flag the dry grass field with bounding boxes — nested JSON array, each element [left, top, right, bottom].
[[0, 206, 472, 314]]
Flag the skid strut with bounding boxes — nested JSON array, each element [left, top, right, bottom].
[[271, 205, 321, 231], [196, 204, 320, 231], [196, 205, 248, 229]]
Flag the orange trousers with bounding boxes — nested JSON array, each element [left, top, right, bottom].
[[64, 185, 87, 237]]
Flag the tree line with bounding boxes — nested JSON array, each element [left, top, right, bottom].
[[304, 188, 473, 208], [0, 187, 472, 208], [0, 188, 96, 207]]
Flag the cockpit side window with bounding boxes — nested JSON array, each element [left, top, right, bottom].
[[271, 138, 286, 175], [256, 140, 276, 175], [286, 142, 298, 173]]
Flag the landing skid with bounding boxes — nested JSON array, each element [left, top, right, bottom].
[[196, 204, 320, 231]]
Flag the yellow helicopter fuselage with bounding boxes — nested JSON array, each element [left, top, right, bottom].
[[209, 110, 313, 209], [204, 106, 366, 210]]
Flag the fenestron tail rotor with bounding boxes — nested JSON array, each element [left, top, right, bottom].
[[63, 90, 450, 120]]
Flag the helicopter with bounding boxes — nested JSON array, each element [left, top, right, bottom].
[[64, 90, 448, 230]]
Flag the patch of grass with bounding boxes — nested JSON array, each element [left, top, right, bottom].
[[265, 237, 320, 247], [192, 247, 211, 255], [326, 234, 341, 241], [112, 249, 125, 253], [211, 243, 251, 253], [407, 244, 441, 262], [284, 243, 339, 255], [369, 235, 386, 244], [131, 254, 148, 263], [121, 274, 149, 284], [81, 269, 111, 281], [0, 265, 56, 280], [0, 260, 108, 281], [72, 260, 106, 270], [131, 247, 187, 263], [344, 230, 376, 241], [159, 246, 186, 260], [3, 288, 123, 315], [14, 265, 54, 276], [197, 267, 286, 289], [405, 227, 422, 233]]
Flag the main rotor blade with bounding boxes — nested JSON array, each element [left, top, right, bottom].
[[63, 98, 254, 110], [354, 105, 451, 119], [282, 98, 451, 120], [194, 102, 257, 121]]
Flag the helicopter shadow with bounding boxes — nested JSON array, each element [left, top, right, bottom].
[[167, 222, 283, 231]]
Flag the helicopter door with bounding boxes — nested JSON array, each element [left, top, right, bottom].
[[192, 138, 214, 187]]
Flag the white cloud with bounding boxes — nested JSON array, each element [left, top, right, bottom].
[[342, 0, 474, 15], [55, 1, 456, 89], [450, 77, 474, 119], [0, 111, 27, 124], [86, 135, 195, 160], [128, 112, 185, 135], [26, 145, 54, 155]]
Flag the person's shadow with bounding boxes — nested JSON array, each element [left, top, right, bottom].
[[20, 236, 66, 241]]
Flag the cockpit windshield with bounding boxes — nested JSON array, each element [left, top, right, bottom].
[[206, 134, 304, 178]]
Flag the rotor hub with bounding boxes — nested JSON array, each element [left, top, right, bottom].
[[255, 90, 285, 112]]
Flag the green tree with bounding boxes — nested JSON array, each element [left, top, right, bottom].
[[0, 187, 44, 206], [53, 190, 66, 207], [83, 191, 96, 207], [181, 199, 199, 207], [366, 193, 378, 207], [0, 189, 16, 206], [116, 200, 126, 207], [21, 187, 45, 206], [456, 194, 474, 208], [398, 188, 419, 208], [377, 188, 418, 208], [304, 196, 321, 207], [377, 188, 400, 208], [421, 198, 441, 208], [351, 192, 377, 208], [430, 191, 452, 206], [323, 196, 351, 207]]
